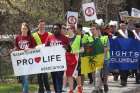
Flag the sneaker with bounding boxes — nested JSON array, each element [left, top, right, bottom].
[[77, 86, 83, 93], [62, 89, 66, 92], [62, 87, 67, 92]]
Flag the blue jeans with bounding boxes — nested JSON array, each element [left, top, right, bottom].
[[51, 71, 64, 93], [21, 75, 29, 93]]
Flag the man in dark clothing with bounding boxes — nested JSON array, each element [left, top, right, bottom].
[[132, 23, 140, 84], [115, 21, 134, 86]]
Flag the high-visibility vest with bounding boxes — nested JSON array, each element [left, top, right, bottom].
[[82, 34, 94, 44], [71, 35, 81, 53], [100, 36, 110, 60], [32, 32, 52, 45], [32, 32, 42, 45], [82, 34, 89, 44], [82, 34, 110, 60]]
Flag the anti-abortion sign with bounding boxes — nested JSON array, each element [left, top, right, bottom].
[[82, 2, 97, 21], [109, 38, 140, 70], [131, 8, 140, 17], [11, 46, 66, 76], [119, 11, 129, 20], [67, 11, 78, 29]]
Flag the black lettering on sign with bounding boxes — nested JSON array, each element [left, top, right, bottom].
[[51, 55, 55, 62], [23, 59, 28, 65], [56, 55, 61, 61], [17, 58, 34, 66], [17, 60, 22, 66], [43, 56, 50, 63], [53, 66, 56, 69], [28, 58, 34, 64], [43, 55, 62, 63]]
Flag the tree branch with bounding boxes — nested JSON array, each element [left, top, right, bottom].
[[5, 0, 25, 14]]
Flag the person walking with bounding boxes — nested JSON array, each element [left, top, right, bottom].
[[45, 23, 70, 93], [14, 22, 35, 93], [32, 19, 51, 93]]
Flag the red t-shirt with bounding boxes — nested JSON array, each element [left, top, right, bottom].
[[45, 34, 69, 47], [37, 32, 48, 44], [15, 35, 35, 50]]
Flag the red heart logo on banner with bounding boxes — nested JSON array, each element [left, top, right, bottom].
[[34, 57, 41, 63]]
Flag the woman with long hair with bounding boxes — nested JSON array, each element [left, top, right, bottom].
[[14, 22, 35, 93]]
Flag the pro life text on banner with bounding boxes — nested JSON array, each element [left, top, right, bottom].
[[67, 11, 78, 29], [82, 2, 97, 21], [119, 11, 129, 20], [131, 8, 140, 17], [109, 38, 140, 70], [11, 46, 66, 76]]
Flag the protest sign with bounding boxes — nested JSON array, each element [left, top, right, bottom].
[[11, 46, 66, 76], [82, 2, 97, 21], [109, 38, 140, 70], [67, 11, 78, 29], [131, 8, 140, 17], [119, 11, 129, 20]]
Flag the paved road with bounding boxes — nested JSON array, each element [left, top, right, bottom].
[[35, 76, 140, 93], [82, 76, 140, 93]]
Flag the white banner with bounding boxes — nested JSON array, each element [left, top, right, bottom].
[[131, 8, 140, 17], [67, 11, 78, 29], [82, 2, 97, 21], [11, 46, 66, 76], [119, 11, 129, 20]]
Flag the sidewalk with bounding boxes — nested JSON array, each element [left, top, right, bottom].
[[106, 76, 140, 93], [34, 76, 140, 93], [82, 76, 140, 93]]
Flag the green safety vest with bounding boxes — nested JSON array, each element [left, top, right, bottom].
[[91, 36, 110, 60], [32, 32, 52, 45], [32, 32, 42, 45], [82, 34, 110, 60], [82, 34, 93, 44], [100, 36, 110, 60], [71, 35, 81, 53]]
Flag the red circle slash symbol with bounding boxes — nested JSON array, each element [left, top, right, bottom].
[[68, 16, 77, 24], [85, 7, 94, 16]]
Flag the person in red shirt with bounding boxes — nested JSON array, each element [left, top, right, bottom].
[[15, 22, 35, 93], [45, 24, 69, 46], [15, 23, 35, 50], [32, 19, 51, 93], [45, 23, 70, 93]]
